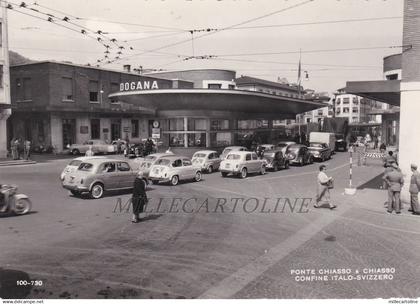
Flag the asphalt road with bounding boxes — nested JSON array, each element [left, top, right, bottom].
[[0, 152, 419, 299]]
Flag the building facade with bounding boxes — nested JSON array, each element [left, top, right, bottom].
[[0, 6, 11, 158]]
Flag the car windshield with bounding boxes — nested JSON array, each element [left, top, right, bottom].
[[310, 143, 323, 148], [145, 155, 157, 161], [78, 162, 94, 171], [193, 153, 207, 158], [287, 146, 300, 152], [155, 159, 171, 166], [265, 152, 276, 158], [278, 143, 287, 148], [226, 154, 241, 160], [69, 160, 82, 166], [223, 148, 232, 155]]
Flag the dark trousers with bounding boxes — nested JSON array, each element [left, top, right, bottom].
[[410, 193, 420, 213], [132, 196, 146, 216], [388, 190, 401, 212]]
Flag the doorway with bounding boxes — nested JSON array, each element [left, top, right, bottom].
[[111, 119, 121, 140], [62, 119, 76, 147]]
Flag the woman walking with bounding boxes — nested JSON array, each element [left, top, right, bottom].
[[315, 164, 337, 210]]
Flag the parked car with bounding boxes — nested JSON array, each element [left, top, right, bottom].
[[335, 134, 348, 152], [277, 141, 296, 154], [134, 153, 174, 179], [67, 140, 115, 155], [148, 156, 202, 186], [111, 140, 128, 152], [286, 144, 313, 166], [308, 142, 332, 162], [220, 146, 247, 160], [220, 151, 266, 178], [125, 143, 145, 158], [262, 149, 289, 171], [257, 144, 276, 152], [61, 158, 139, 198], [191, 150, 221, 173], [60, 156, 106, 180]]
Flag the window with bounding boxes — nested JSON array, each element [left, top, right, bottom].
[[353, 98, 359, 105], [228, 84, 235, 90], [210, 119, 229, 130], [336, 98, 341, 105], [17, 77, 32, 101], [210, 132, 231, 147], [89, 80, 99, 102], [252, 153, 258, 160], [0, 66, 3, 88], [352, 107, 358, 113], [317, 110, 324, 116], [245, 154, 251, 161], [343, 107, 350, 113], [101, 162, 116, 173], [169, 118, 184, 131], [306, 118, 311, 123], [188, 133, 206, 147], [188, 118, 207, 131], [172, 159, 182, 167], [62, 77, 73, 101], [169, 134, 184, 147], [208, 83, 222, 89], [131, 120, 139, 138], [336, 108, 341, 115], [117, 162, 131, 171], [91, 119, 100, 139], [182, 159, 192, 166], [110, 83, 120, 104], [343, 97, 350, 104]]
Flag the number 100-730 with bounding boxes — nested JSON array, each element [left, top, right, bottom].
[[16, 280, 43, 286]]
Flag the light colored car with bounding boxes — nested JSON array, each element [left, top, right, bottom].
[[258, 144, 276, 151], [68, 140, 115, 155], [220, 146, 247, 160], [134, 153, 174, 179], [308, 142, 332, 162], [61, 158, 138, 198], [148, 156, 202, 186], [191, 150, 221, 173], [60, 156, 106, 180], [220, 151, 266, 178]]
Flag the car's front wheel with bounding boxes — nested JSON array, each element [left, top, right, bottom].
[[195, 171, 202, 182], [170, 175, 179, 186], [90, 183, 104, 199], [240, 168, 248, 179], [72, 149, 80, 155]]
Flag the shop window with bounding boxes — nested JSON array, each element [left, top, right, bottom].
[[210, 119, 229, 130], [91, 119, 100, 139], [169, 134, 184, 147], [131, 120, 139, 138], [210, 132, 232, 147], [169, 118, 184, 131], [238, 120, 268, 129], [62, 77, 73, 101], [208, 83, 222, 89], [89, 80, 99, 102], [188, 133, 206, 147]]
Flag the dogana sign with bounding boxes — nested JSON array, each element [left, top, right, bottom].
[[120, 80, 159, 91]]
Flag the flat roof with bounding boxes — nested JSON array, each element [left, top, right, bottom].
[[109, 88, 324, 117], [235, 76, 301, 92], [345, 80, 400, 106]]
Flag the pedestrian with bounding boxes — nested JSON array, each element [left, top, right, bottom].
[[116, 138, 122, 154], [408, 163, 420, 215], [16, 138, 23, 159], [24, 139, 31, 160], [10, 138, 17, 160], [383, 163, 404, 214], [85, 145, 94, 157], [314, 164, 337, 210], [380, 142, 386, 154], [131, 171, 148, 223], [373, 135, 379, 150], [383, 151, 397, 167]]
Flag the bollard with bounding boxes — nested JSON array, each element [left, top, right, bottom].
[[345, 146, 357, 195]]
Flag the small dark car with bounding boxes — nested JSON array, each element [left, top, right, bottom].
[[335, 134, 347, 152], [286, 144, 313, 166], [262, 149, 289, 171], [308, 142, 332, 162]]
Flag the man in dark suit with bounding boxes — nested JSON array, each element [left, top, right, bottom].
[[409, 164, 420, 215], [131, 172, 148, 223], [383, 163, 404, 214]]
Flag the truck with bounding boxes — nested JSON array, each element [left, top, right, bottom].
[[321, 117, 349, 152], [309, 132, 336, 152]]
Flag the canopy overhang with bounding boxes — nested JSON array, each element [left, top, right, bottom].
[[109, 89, 325, 118], [346, 80, 401, 106]]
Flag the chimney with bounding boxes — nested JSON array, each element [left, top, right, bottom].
[[123, 64, 131, 73]]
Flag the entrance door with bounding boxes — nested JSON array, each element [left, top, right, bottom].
[[111, 119, 121, 140], [63, 119, 76, 147]]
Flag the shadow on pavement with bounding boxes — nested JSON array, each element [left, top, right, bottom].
[[357, 173, 384, 190]]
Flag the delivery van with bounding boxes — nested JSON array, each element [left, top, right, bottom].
[[309, 132, 336, 152]]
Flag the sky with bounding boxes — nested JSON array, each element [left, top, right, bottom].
[[5, 0, 404, 93]]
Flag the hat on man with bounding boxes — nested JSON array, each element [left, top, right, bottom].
[[411, 163, 418, 170]]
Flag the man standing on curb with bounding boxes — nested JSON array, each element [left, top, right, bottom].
[[383, 163, 404, 214], [408, 164, 420, 215], [131, 171, 148, 223]]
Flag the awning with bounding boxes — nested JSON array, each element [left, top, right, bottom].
[[346, 80, 400, 106], [109, 89, 325, 119]]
